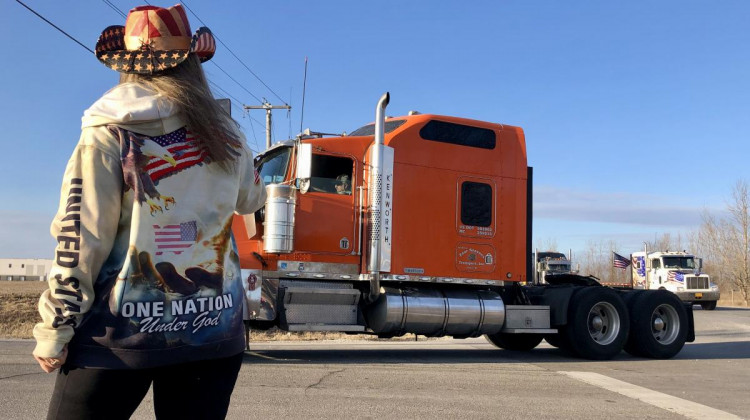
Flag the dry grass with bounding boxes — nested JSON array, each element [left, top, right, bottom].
[[718, 297, 748, 308], [0, 280, 47, 296], [0, 281, 439, 342], [0, 282, 42, 339]]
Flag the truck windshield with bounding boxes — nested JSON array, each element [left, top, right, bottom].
[[662, 257, 696, 269], [548, 263, 570, 273], [255, 147, 291, 185]]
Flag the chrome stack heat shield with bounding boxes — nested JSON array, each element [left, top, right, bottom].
[[366, 287, 506, 337], [263, 184, 297, 253]]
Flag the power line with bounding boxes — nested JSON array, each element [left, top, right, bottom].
[[207, 82, 265, 127], [209, 61, 263, 103], [15, 0, 94, 54], [137, 0, 273, 130], [101, 0, 126, 18], [180, 0, 289, 105]]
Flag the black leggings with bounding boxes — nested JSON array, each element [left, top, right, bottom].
[[46, 352, 244, 420]]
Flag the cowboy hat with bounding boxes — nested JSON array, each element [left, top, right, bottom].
[[95, 4, 215, 74]]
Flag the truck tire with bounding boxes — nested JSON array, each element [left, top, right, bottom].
[[621, 290, 645, 356], [624, 290, 687, 359], [485, 333, 543, 351], [700, 301, 717, 310], [563, 287, 629, 360]]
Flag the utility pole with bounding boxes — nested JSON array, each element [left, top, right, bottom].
[[244, 100, 291, 150]]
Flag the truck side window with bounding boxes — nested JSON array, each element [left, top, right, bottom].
[[308, 154, 354, 195], [420, 120, 496, 150], [461, 181, 492, 227], [651, 259, 661, 269]]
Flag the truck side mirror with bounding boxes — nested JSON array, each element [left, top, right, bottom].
[[296, 143, 312, 179]]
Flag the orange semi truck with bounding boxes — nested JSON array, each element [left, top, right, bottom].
[[232, 93, 694, 359]]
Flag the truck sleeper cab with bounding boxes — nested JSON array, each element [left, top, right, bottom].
[[232, 93, 694, 360]]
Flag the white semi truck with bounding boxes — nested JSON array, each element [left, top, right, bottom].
[[631, 251, 719, 310]]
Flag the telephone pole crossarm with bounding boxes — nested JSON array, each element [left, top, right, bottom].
[[244, 101, 291, 150]]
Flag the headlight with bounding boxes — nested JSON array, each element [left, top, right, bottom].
[[711, 284, 719, 291]]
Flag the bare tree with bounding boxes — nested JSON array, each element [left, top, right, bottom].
[[577, 239, 627, 284], [535, 237, 559, 253], [698, 181, 750, 302], [645, 232, 685, 253]]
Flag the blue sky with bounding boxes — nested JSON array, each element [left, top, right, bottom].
[[2, 1, 749, 259]]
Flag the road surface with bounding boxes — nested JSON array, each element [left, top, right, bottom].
[[1, 306, 748, 419]]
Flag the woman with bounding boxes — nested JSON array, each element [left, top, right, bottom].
[[32, 5, 266, 419]]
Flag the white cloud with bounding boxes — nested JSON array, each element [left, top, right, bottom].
[[533, 185, 716, 227]]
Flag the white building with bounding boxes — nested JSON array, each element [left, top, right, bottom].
[[0, 258, 53, 281]]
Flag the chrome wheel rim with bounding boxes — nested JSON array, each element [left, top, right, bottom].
[[651, 303, 680, 345], [587, 301, 620, 345]]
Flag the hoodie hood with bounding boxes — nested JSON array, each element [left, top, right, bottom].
[[81, 82, 184, 136]]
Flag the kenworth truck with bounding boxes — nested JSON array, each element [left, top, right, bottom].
[[631, 250, 719, 310], [533, 250, 575, 285], [232, 93, 694, 360]]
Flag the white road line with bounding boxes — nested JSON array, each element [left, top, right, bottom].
[[559, 371, 741, 420]]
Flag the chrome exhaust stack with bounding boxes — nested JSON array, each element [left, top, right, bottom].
[[366, 92, 392, 303], [262, 184, 297, 254]]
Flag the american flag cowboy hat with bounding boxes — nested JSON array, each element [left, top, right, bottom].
[[95, 4, 216, 74]]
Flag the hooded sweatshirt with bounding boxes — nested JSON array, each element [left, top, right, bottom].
[[33, 83, 266, 369]]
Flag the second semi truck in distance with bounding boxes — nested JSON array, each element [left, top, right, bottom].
[[533, 250, 575, 284], [631, 250, 719, 310], [233, 93, 694, 360]]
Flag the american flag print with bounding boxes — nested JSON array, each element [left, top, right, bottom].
[[668, 271, 685, 282], [612, 252, 631, 269], [146, 128, 207, 183], [153, 221, 197, 255]]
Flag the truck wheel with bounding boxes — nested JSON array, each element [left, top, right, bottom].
[[621, 290, 645, 356], [625, 290, 687, 359], [564, 287, 629, 360], [485, 333, 543, 351], [700, 301, 717, 310]]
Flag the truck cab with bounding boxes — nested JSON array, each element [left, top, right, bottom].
[[231, 93, 695, 360], [534, 251, 574, 284], [631, 251, 719, 310]]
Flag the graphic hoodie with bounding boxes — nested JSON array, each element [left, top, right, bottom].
[[33, 82, 266, 369]]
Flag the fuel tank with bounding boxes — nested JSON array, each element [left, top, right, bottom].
[[366, 287, 505, 337]]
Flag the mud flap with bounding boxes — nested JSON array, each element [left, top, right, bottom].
[[684, 303, 696, 342]]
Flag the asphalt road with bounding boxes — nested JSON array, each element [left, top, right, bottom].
[[1, 306, 748, 419]]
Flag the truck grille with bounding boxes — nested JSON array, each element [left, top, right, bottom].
[[686, 276, 709, 290]]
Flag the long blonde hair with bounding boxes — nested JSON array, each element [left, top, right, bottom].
[[119, 55, 242, 171]]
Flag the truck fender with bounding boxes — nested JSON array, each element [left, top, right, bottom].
[[527, 285, 585, 327]]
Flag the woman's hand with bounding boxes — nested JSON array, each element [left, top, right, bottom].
[[33, 345, 68, 373]]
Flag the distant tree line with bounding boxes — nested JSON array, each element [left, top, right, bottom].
[[573, 180, 749, 304]]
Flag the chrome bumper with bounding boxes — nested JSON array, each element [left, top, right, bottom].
[[674, 290, 720, 302]]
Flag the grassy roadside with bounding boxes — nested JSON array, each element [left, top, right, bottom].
[[0, 281, 430, 341], [0, 281, 44, 339]]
